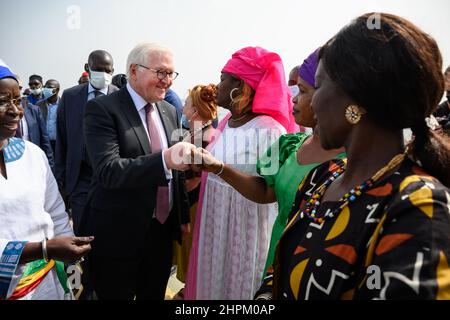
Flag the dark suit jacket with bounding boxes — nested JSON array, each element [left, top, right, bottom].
[[81, 87, 189, 260], [23, 104, 54, 167], [36, 98, 54, 124], [55, 83, 118, 196]]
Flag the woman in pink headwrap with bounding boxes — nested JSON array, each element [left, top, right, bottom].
[[191, 49, 346, 281], [184, 47, 293, 300]]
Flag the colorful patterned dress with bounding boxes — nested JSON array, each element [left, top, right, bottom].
[[256, 133, 345, 275], [256, 158, 450, 300]]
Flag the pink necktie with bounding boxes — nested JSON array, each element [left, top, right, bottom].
[[145, 104, 170, 224]]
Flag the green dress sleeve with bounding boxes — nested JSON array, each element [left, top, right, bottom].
[[257, 132, 310, 186]]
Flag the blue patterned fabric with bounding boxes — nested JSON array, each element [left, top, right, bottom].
[[2, 138, 25, 163], [0, 241, 27, 299]]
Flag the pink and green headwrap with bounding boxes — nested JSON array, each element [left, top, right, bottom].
[[222, 46, 297, 133]]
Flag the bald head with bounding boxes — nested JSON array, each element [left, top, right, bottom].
[[88, 50, 113, 65], [44, 79, 60, 102], [85, 50, 114, 74], [45, 79, 60, 89], [288, 66, 300, 86]]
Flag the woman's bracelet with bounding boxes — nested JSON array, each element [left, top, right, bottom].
[[41, 238, 49, 262], [214, 161, 225, 175], [255, 292, 273, 300]]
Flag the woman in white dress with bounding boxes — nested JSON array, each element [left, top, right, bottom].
[[185, 47, 297, 300], [0, 62, 93, 300]]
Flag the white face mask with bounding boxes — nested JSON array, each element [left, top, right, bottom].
[[289, 85, 299, 97], [89, 69, 112, 89], [30, 88, 42, 96]]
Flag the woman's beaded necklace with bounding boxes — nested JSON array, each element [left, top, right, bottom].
[[298, 152, 406, 224], [182, 120, 213, 143]]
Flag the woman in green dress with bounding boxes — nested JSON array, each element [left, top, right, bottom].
[[192, 49, 345, 274]]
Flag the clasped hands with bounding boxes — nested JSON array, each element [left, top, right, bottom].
[[163, 142, 223, 174]]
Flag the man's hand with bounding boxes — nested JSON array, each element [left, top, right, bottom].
[[163, 142, 197, 171]]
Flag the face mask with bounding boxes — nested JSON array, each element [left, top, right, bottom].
[[89, 69, 112, 89], [289, 85, 299, 97], [42, 87, 55, 100], [181, 114, 190, 129], [30, 88, 42, 96]]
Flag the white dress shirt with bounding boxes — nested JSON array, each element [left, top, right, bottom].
[[87, 83, 109, 101], [126, 83, 173, 211]]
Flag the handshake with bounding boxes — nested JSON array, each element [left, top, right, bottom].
[[163, 142, 223, 174]]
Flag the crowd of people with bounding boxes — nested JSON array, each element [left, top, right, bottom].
[[1, 12, 450, 300]]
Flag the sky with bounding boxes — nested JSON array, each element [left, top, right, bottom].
[[1, 0, 449, 100]]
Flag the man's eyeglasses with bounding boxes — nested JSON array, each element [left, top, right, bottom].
[[137, 64, 179, 80], [0, 98, 23, 112]]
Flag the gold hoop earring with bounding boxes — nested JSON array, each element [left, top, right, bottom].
[[345, 105, 366, 124], [229, 88, 239, 103]]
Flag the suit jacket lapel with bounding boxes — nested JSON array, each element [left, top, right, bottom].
[[24, 107, 35, 140], [107, 84, 116, 95], [40, 101, 49, 121], [118, 88, 151, 155], [78, 84, 89, 146], [155, 102, 177, 147], [80, 83, 88, 104], [24, 107, 33, 127]]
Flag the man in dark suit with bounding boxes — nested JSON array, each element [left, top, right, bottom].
[[14, 75, 54, 166], [82, 42, 195, 300], [15, 103, 54, 167], [55, 50, 118, 235]]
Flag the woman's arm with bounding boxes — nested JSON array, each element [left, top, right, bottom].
[[218, 165, 276, 204], [192, 149, 276, 204], [17, 237, 93, 264]]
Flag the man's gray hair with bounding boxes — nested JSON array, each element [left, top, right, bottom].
[[126, 42, 173, 78]]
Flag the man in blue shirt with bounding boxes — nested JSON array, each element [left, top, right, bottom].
[[36, 79, 60, 154], [27, 74, 44, 105]]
